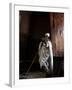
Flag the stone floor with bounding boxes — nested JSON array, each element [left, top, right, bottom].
[[20, 71, 47, 79], [19, 57, 64, 79]]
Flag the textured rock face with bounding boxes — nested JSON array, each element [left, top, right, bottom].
[[50, 13, 64, 56]]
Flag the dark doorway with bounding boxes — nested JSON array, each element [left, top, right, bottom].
[[26, 12, 51, 63], [19, 11, 51, 75]]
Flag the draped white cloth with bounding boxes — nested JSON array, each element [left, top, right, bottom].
[[38, 40, 53, 72]]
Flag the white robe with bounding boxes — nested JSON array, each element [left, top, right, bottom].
[[38, 41, 53, 72]]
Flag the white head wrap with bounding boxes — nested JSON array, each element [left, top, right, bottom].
[[45, 33, 50, 37]]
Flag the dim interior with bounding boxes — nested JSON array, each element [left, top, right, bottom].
[[19, 11, 64, 79]]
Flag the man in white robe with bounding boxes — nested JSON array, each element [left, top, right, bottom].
[[38, 33, 53, 73]]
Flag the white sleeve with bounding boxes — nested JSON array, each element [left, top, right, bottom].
[[38, 41, 43, 56], [49, 41, 53, 72], [39, 41, 42, 51]]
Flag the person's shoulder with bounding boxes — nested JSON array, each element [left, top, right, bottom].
[[39, 41, 43, 46], [39, 41, 42, 44], [48, 40, 51, 44], [48, 40, 52, 47]]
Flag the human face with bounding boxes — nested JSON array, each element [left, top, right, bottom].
[[45, 36, 49, 42]]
